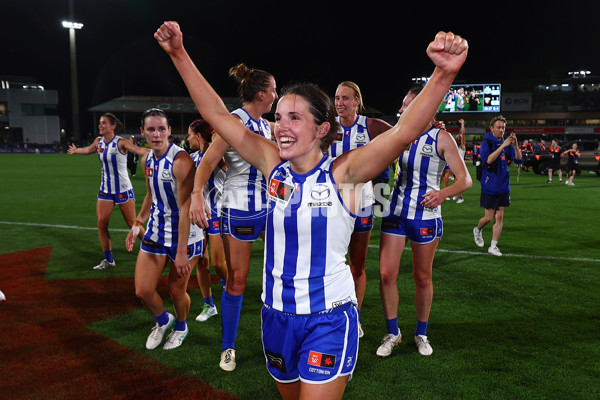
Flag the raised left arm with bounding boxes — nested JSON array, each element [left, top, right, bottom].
[[334, 31, 468, 187]]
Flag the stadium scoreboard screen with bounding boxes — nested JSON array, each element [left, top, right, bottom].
[[438, 83, 501, 113]]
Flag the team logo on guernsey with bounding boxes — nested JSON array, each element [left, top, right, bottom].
[[265, 349, 287, 373], [355, 133, 366, 143], [145, 167, 153, 177], [335, 131, 343, 141], [268, 178, 294, 202], [308, 350, 336, 369], [98, 147, 104, 153]]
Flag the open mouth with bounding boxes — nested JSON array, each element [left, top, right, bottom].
[[278, 136, 296, 148]]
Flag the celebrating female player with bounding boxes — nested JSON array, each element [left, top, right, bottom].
[[376, 86, 472, 359], [126, 108, 203, 351], [68, 113, 147, 270], [156, 21, 467, 399], [329, 81, 393, 337], [189, 63, 277, 371]]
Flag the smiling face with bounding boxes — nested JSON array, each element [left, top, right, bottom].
[[335, 85, 360, 120], [98, 116, 116, 137], [141, 115, 171, 157], [274, 94, 327, 172]]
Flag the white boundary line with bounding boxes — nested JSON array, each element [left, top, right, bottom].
[[2, 220, 599, 263], [367, 243, 600, 263], [0, 220, 130, 233]]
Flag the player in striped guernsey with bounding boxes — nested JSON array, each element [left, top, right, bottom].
[[189, 63, 278, 371], [68, 112, 148, 270], [329, 81, 394, 338], [126, 108, 204, 351], [376, 85, 472, 358], [157, 21, 467, 398], [187, 119, 228, 323]]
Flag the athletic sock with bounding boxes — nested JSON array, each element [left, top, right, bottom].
[[103, 251, 114, 263], [154, 309, 169, 326], [173, 319, 187, 332], [386, 318, 399, 336], [491, 240, 498, 248], [204, 296, 215, 308], [221, 290, 243, 350], [416, 319, 428, 337]]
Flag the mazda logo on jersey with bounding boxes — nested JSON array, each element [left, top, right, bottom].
[[355, 133, 366, 143], [310, 184, 330, 200], [161, 170, 173, 182]]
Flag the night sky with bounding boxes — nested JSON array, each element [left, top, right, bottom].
[[3, 1, 599, 135]]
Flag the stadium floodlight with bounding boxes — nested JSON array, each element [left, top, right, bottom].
[[62, 17, 83, 141], [61, 20, 83, 29], [568, 70, 591, 78], [412, 77, 430, 84]]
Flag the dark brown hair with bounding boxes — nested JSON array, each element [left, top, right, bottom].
[[281, 82, 340, 152], [189, 118, 214, 143], [229, 63, 274, 104]]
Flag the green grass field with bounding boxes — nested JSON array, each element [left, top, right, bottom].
[[1, 153, 599, 399]]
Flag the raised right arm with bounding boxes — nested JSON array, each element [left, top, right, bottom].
[[154, 21, 280, 177]]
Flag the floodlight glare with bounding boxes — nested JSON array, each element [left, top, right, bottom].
[[62, 20, 83, 29]]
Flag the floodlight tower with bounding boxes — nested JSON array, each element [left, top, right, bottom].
[[61, 0, 83, 142]]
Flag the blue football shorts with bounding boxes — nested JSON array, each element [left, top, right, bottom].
[[220, 208, 266, 241], [261, 302, 359, 384], [97, 189, 135, 204], [380, 215, 443, 244], [206, 216, 222, 236], [140, 235, 204, 261], [354, 204, 374, 233]]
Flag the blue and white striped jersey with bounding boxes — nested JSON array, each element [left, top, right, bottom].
[[328, 115, 374, 207], [97, 135, 132, 194], [144, 143, 203, 247], [262, 155, 357, 314], [221, 108, 272, 212], [191, 150, 226, 219], [328, 115, 371, 157], [384, 127, 445, 220]]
